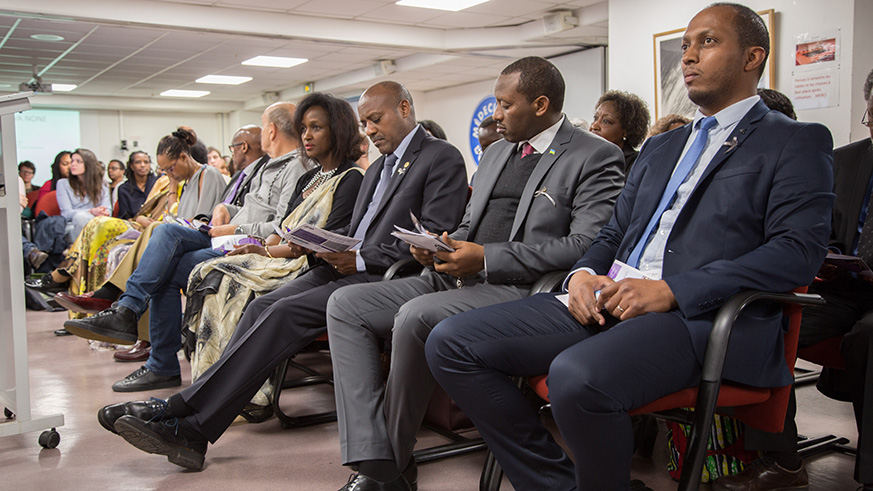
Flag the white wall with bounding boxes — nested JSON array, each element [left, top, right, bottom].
[[416, 48, 606, 178], [608, 0, 862, 146]]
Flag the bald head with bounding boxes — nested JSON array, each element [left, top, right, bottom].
[[230, 124, 264, 171], [261, 102, 298, 157], [358, 81, 417, 154]]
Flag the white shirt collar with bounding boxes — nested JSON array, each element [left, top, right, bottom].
[[519, 115, 565, 155], [692, 95, 760, 130]]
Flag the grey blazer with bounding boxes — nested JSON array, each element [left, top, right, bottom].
[[451, 117, 625, 285]]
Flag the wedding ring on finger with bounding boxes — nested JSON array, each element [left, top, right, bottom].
[[617, 305, 625, 313]]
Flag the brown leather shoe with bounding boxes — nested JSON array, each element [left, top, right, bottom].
[[114, 340, 151, 363], [713, 458, 808, 491], [54, 291, 113, 314]]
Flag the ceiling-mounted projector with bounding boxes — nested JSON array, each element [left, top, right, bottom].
[[19, 81, 52, 94]]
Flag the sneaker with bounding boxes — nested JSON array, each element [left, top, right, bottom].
[[63, 305, 138, 344], [111, 366, 181, 393]]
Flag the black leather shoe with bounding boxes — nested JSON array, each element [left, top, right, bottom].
[[25, 274, 68, 294], [54, 328, 73, 336], [114, 415, 207, 470], [713, 457, 808, 490], [338, 473, 412, 491], [63, 305, 138, 344], [98, 398, 169, 434], [402, 459, 417, 491], [112, 366, 181, 393]]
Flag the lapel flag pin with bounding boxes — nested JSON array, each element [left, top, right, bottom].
[[549, 149, 556, 155]]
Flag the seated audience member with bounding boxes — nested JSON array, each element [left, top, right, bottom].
[[52, 129, 256, 348], [419, 119, 446, 140], [355, 129, 372, 170], [477, 115, 502, 151], [56, 148, 111, 243], [221, 125, 267, 207], [19, 160, 39, 194], [757, 87, 797, 121], [183, 92, 365, 417], [207, 146, 231, 179], [116, 152, 157, 219], [35, 150, 71, 205], [326, 56, 625, 491], [64, 105, 312, 392], [715, 69, 873, 491], [96, 81, 468, 472], [589, 90, 651, 174], [107, 159, 125, 208], [648, 113, 692, 137], [425, 4, 835, 490], [20, 176, 48, 270]]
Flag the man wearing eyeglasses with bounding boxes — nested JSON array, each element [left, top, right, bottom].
[[717, 67, 873, 491], [220, 126, 268, 207]]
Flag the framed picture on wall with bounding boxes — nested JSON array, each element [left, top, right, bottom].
[[652, 9, 775, 120]]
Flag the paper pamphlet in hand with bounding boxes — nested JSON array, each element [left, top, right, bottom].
[[390, 210, 455, 253], [554, 260, 653, 307], [825, 252, 873, 277], [211, 234, 263, 253], [281, 224, 361, 253], [172, 216, 211, 233]]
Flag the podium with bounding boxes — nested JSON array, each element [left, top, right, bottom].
[[0, 92, 64, 447]]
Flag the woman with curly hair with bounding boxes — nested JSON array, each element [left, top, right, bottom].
[[589, 90, 651, 174]]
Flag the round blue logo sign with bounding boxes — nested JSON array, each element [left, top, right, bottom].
[[469, 95, 497, 165]]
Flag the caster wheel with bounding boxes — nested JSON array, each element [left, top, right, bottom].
[[38, 428, 60, 449], [4, 407, 13, 419]]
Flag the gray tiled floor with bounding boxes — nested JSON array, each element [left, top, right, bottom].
[[0, 310, 862, 490]]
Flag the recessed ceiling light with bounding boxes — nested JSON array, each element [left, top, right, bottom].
[[242, 56, 308, 68], [30, 34, 65, 41], [195, 75, 252, 85], [160, 89, 210, 98], [52, 84, 77, 92], [395, 0, 489, 11], [0, 84, 12, 88]]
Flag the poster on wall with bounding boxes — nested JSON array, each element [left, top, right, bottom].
[[469, 95, 496, 166], [653, 9, 775, 120], [792, 29, 840, 110]]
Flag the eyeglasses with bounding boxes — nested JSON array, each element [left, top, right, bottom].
[[863, 107, 872, 127], [158, 160, 178, 175], [228, 142, 244, 151]]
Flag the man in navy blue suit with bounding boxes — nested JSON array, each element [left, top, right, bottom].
[[426, 3, 835, 490]]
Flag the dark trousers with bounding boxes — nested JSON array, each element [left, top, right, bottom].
[[178, 264, 381, 442], [426, 293, 701, 491], [747, 278, 873, 483]]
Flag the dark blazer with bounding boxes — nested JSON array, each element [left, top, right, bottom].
[[223, 155, 269, 206], [345, 126, 468, 274], [830, 138, 873, 252], [574, 100, 835, 387], [453, 117, 625, 285], [116, 173, 158, 219]]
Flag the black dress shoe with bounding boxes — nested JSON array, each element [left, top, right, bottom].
[[25, 274, 68, 294], [339, 473, 412, 491], [54, 328, 73, 336], [713, 457, 808, 490], [402, 459, 417, 491], [112, 366, 181, 393], [98, 398, 169, 434], [114, 415, 207, 471], [63, 305, 138, 344]]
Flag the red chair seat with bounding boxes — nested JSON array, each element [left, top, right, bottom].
[[797, 335, 845, 370]]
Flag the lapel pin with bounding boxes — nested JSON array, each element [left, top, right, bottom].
[[397, 161, 410, 175], [739, 128, 746, 134], [722, 137, 739, 153], [533, 187, 556, 206], [549, 149, 556, 155]]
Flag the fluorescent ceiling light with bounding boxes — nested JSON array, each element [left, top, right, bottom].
[[52, 84, 77, 92], [196, 75, 252, 85], [160, 89, 210, 98], [31, 34, 64, 41], [241, 56, 308, 68], [396, 0, 488, 11]]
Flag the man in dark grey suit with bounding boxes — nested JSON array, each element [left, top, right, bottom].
[[327, 56, 625, 491], [100, 81, 469, 472]]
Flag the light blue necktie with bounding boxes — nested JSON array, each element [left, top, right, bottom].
[[626, 116, 718, 268], [353, 153, 398, 241]]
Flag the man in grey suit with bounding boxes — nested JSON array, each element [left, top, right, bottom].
[[327, 56, 625, 491]]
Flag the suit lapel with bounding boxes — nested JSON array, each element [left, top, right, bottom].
[[349, 154, 385, 232], [843, 141, 873, 247], [369, 127, 427, 225], [467, 142, 513, 239], [695, 101, 768, 186]]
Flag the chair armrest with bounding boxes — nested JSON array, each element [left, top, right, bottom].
[[529, 271, 569, 295], [381, 258, 424, 281], [702, 290, 825, 384]]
